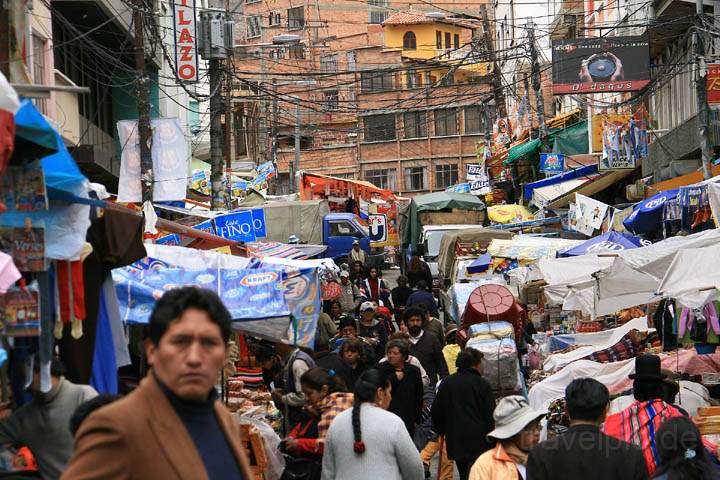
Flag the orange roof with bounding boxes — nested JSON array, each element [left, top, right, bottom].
[[383, 11, 432, 25]]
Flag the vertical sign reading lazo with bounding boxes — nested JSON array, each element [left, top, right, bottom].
[[466, 164, 492, 195], [172, 0, 199, 83]]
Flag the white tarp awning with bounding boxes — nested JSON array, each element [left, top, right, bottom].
[[542, 316, 649, 372], [538, 255, 614, 286], [657, 246, 720, 308], [532, 177, 590, 208]]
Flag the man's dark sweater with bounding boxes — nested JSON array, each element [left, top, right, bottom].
[[409, 331, 448, 384], [160, 381, 243, 479]]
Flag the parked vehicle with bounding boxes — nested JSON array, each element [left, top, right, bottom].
[[419, 225, 471, 290]]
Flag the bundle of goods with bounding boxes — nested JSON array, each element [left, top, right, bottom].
[[575, 321, 604, 333], [462, 284, 526, 340], [584, 331, 643, 364], [696, 406, 720, 456], [545, 397, 570, 438], [226, 378, 274, 414], [234, 367, 265, 390], [466, 322, 522, 394]]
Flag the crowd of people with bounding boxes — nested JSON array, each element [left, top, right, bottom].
[[0, 256, 715, 480]]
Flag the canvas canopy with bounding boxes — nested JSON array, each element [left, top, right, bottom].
[[402, 192, 486, 249], [657, 246, 720, 308], [562, 228, 720, 316], [436, 228, 513, 280], [557, 231, 646, 257]]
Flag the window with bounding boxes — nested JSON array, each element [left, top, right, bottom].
[[323, 90, 339, 111], [288, 44, 304, 59], [268, 12, 281, 26], [364, 114, 396, 142], [360, 71, 394, 91], [320, 53, 338, 72], [464, 105, 495, 134], [346, 51, 356, 71], [404, 167, 426, 191], [32, 34, 47, 114], [435, 164, 458, 188], [440, 73, 454, 86], [188, 100, 200, 133], [434, 108, 457, 136], [369, 0, 388, 24], [403, 31, 417, 50], [246, 16, 261, 38], [406, 68, 420, 88], [329, 221, 363, 237], [445, 32, 451, 49], [403, 111, 427, 138], [454, 34, 460, 50], [273, 47, 285, 59], [287, 6, 305, 29], [436, 30, 442, 49], [365, 169, 397, 190]]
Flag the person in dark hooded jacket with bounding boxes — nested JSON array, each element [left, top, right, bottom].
[[357, 301, 388, 360]]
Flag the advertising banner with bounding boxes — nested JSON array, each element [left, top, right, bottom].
[[591, 114, 631, 152], [600, 117, 647, 171], [368, 213, 388, 243], [708, 63, 720, 106], [576, 193, 610, 230], [539, 153, 565, 174], [117, 118, 189, 202], [551, 35, 650, 94], [466, 164, 492, 195], [213, 211, 256, 243]]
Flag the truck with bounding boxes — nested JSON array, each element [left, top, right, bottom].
[[400, 191, 487, 273], [419, 225, 474, 290], [245, 200, 378, 264]]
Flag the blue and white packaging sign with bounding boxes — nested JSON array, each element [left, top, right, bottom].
[[214, 211, 256, 242], [540, 153, 565, 174], [251, 208, 267, 238], [193, 220, 215, 235], [368, 214, 387, 243]]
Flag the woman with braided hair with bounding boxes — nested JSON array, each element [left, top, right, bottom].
[[321, 369, 424, 480]]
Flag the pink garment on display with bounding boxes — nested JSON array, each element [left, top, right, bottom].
[[0, 252, 21, 293]]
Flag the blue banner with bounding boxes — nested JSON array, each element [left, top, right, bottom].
[[112, 267, 288, 324], [193, 220, 215, 235], [251, 208, 267, 238], [539, 153, 565, 174], [214, 211, 256, 242]]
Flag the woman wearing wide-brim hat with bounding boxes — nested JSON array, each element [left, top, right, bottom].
[[468, 396, 546, 480]]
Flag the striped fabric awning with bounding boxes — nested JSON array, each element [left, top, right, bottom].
[[245, 241, 308, 260]]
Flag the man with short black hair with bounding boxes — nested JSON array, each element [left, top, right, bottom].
[[404, 307, 448, 385], [431, 348, 495, 480], [63, 286, 253, 479], [0, 358, 97, 480], [406, 280, 438, 317], [526, 378, 648, 480]]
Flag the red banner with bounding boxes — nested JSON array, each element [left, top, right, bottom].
[[708, 63, 720, 105]]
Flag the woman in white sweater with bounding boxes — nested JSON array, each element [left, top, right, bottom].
[[321, 368, 424, 480]]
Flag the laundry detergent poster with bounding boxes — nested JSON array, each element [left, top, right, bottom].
[[112, 264, 321, 347]]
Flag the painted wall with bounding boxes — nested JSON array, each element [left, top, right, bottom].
[[384, 22, 467, 60]]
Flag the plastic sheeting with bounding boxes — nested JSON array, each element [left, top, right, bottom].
[[529, 350, 720, 413], [542, 317, 650, 372], [657, 247, 720, 308]]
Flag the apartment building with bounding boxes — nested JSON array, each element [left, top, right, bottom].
[[235, 0, 493, 193]]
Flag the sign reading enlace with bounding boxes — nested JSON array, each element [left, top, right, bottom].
[[172, 0, 199, 83]]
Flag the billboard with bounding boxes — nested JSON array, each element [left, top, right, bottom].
[[539, 153, 565, 174], [551, 35, 650, 94], [466, 164, 492, 195]]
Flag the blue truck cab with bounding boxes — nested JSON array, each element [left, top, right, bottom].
[[322, 213, 372, 263]]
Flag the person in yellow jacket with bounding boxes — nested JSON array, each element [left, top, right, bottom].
[[469, 395, 545, 480]]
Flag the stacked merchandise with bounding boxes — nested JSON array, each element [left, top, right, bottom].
[[466, 321, 523, 394]]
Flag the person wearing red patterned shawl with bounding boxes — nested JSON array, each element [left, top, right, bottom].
[[602, 354, 683, 476]]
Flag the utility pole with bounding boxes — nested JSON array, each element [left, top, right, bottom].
[[523, 73, 532, 138], [270, 81, 278, 166], [480, 4, 507, 118], [695, 0, 713, 179], [134, 0, 153, 203], [199, 5, 232, 209], [528, 24, 548, 143], [293, 101, 301, 193], [0, 2, 9, 79]]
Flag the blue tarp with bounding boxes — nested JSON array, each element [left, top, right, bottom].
[[13, 99, 59, 156], [467, 254, 492, 273], [623, 189, 680, 234], [523, 164, 598, 201], [557, 231, 647, 257], [112, 260, 322, 347]]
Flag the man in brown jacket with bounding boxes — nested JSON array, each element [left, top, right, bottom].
[[62, 286, 253, 479]]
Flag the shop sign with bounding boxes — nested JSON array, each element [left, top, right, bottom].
[[551, 35, 650, 94], [539, 153, 565, 174], [172, 0, 199, 83], [708, 63, 720, 106], [368, 214, 387, 243], [466, 164, 492, 195]]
